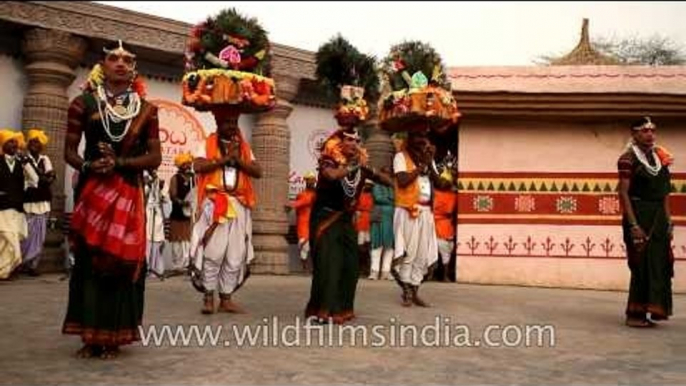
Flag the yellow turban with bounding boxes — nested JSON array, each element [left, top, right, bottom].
[[27, 129, 49, 146], [0, 129, 25, 153], [303, 171, 316, 180], [174, 152, 194, 167]]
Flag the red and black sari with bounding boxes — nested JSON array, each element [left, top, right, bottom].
[[62, 91, 159, 346]]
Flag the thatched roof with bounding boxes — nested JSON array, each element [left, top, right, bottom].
[[551, 19, 619, 66]]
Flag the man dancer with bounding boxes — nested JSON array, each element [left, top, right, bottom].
[[392, 131, 439, 307], [20, 129, 55, 276], [145, 170, 166, 279], [0, 130, 28, 280], [288, 172, 317, 269], [168, 153, 195, 275], [433, 155, 458, 282], [191, 107, 262, 315]]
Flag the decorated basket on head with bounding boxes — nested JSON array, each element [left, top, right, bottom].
[[182, 8, 276, 113], [315, 35, 379, 166], [379, 41, 460, 133], [315, 35, 379, 130]]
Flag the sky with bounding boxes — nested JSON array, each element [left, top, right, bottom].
[[98, 1, 686, 66]]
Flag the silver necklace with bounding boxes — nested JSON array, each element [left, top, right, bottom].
[[341, 168, 362, 198], [631, 144, 661, 176], [96, 85, 141, 142]]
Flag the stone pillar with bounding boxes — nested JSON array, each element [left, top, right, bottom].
[[363, 109, 394, 169], [21, 28, 87, 215], [250, 73, 300, 274], [21, 28, 87, 273]]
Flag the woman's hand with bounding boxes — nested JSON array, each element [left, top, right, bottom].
[[631, 225, 648, 250], [90, 157, 115, 175]]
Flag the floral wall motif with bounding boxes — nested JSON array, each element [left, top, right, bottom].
[[456, 172, 686, 226]]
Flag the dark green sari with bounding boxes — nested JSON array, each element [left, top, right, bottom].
[[62, 92, 153, 346], [304, 158, 372, 324], [305, 207, 359, 323], [620, 150, 673, 319]]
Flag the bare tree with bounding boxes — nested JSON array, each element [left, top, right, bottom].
[[536, 34, 686, 66]]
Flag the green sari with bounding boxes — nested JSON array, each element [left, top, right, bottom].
[[62, 92, 154, 346], [305, 158, 373, 324], [305, 207, 359, 324], [620, 150, 673, 319]]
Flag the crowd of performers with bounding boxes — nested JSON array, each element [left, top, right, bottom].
[[0, 129, 55, 279], [0, 37, 675, 361]]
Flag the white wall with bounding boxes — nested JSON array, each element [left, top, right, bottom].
[[0, 55, 27, 129], [459, 120, 685, 173], [287, 104, 337, 200]]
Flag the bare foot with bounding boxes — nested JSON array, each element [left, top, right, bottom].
[[100, 346, 120, 360], [626, 318, 655, 328], [75, 344, 101, 359]]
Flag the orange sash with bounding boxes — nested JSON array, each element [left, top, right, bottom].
[[196, 132, 257, 211], [394, 151, 420, 217]]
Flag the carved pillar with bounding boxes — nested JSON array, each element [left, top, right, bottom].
[[21, 28, 87, 215], [363, 109, 394, 169], [250, 73, 300, 274], [20, 29, 87, 273]]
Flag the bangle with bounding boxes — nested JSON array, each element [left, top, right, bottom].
[[81, 161, 91, 173]]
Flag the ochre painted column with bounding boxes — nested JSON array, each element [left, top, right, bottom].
[[250, 73, 300, 274], [21, 28, 87, 215]]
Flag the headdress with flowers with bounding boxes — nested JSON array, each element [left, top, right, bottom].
[[315, 35, 379, 128], [378, 41, 460, 133], [182, 8, 275, 114]]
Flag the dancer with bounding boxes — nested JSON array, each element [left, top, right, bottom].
[[62, 40, 161, 359], [618, 116, 674, 328]]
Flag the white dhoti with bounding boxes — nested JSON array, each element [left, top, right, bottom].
[[146, 204, 166, 277], [191, 196, 254, 295], [146, 241, 165, 277], [437, 238, 454, 266], [370, 247, 394, 278], [0, 209, 27, 279], [393, 205, 438, 286], [170, 241, 191, 270]]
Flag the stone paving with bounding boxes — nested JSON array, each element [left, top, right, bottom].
[[1, 274, 685, 385]]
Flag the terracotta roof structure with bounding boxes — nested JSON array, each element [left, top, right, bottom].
[[448, 65, 686, 95]]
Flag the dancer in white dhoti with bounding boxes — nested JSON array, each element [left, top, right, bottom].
[[190, 108, 261, 315], [0, 130, 28, 280], [145, 171, 166, 279], [392, 132, 439, 307], [168, 153, 195, 275], [20, 129, 55, 276]]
